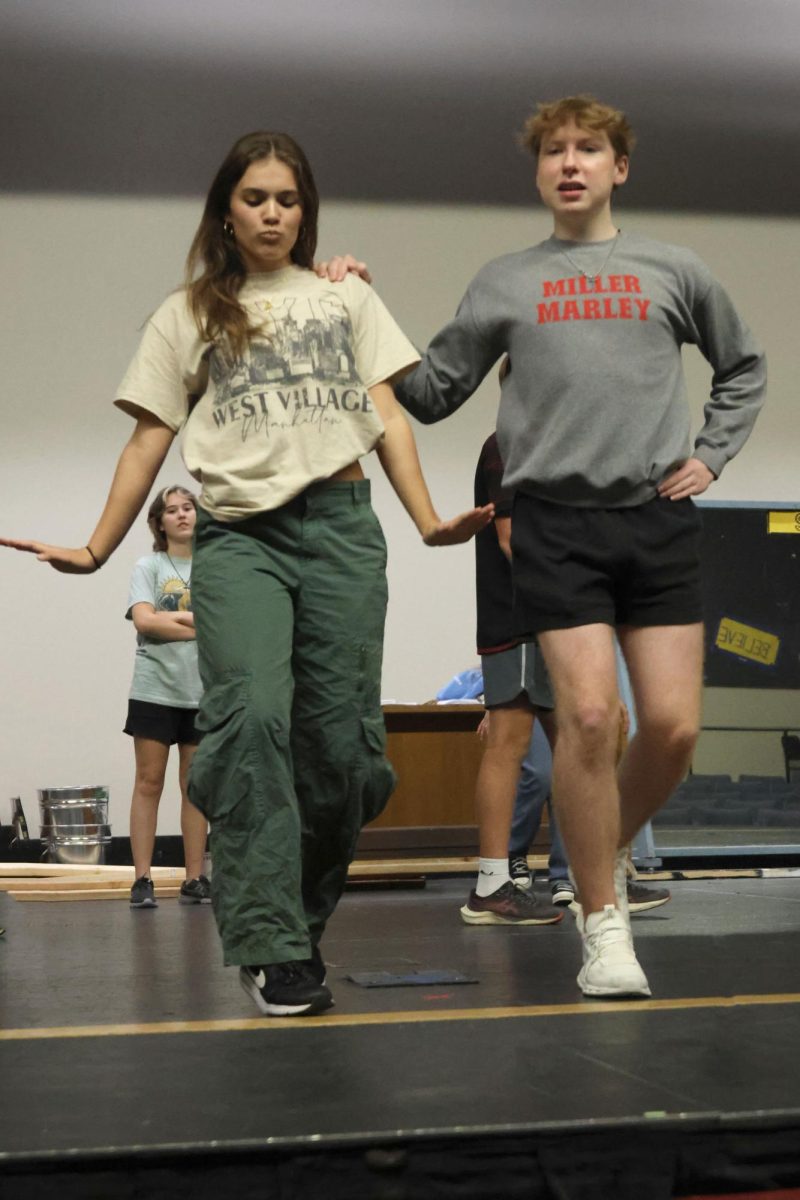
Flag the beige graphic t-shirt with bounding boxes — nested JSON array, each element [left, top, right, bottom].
[[116, 267, 420, 520]]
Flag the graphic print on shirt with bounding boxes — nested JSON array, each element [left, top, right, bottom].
[[208, 290, 371, 441], [536, 274, 651, 325], [158, 577, 191, 613]]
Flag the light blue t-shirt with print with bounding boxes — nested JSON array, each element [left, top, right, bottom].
[[126, 552, 203, 708]]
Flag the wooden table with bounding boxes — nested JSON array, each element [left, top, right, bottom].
[[356, 703, 485, 857]]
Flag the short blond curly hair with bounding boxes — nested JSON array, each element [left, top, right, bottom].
[[521, 95, 636, 160]]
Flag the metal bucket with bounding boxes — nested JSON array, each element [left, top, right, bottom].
[[46, 829, 112, 866], [39, 801, 109, 837], [38, 786, 111, 865], [38, 784, 109, 807]]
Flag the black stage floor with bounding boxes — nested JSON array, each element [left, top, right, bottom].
[[2, 876, 800, 1198]]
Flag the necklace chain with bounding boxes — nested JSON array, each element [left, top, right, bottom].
[[558, 231, 620, 282], [165, 551, 191, 589]]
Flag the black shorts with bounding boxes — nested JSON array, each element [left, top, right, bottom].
[[511, 494, 703, 635], [123, 699, 201, 746], [481, 642, 554, 711]]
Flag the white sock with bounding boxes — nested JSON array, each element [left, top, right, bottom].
[[475, 857, 511, 897]]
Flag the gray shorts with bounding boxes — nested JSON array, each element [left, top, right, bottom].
[[481, 642, 554, 711]]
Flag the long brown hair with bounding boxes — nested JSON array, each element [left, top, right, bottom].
[[147, 486, 198, 552], [185, 132, 319, 356]]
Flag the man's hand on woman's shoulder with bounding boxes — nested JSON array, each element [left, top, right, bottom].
[[314, 255, 372, 284]]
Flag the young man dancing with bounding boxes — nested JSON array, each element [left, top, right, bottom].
[[394, 95, 766, 997], [472, 426, 671, 922]]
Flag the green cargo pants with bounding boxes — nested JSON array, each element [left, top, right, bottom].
[[188, 480, 396, 966]]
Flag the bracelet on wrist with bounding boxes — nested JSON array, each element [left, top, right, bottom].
[[85, 545, 103, 571]]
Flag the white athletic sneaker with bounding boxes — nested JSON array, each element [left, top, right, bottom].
[[569, 849, 632, 926], [613, 849, 631, 924], [577, 905, 651, 998]]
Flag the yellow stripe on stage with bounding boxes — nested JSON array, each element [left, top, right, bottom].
[[3, 991, 800, 1041]]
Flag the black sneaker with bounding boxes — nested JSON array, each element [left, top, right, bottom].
[[239, 961, 333, 1017], [130, 876, 157, 908], [179, 875, 212, 905], [551, 878, 576, 907], [508, 854, 533, 890], [307, 945, 327, 985], [627, 880, 671, 914], [460, 880, 563, 926]]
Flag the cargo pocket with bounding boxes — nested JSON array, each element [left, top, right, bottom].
[[189, 672, 259, 824], [359, 713, 396, 827], [361, 713, 387, 755]]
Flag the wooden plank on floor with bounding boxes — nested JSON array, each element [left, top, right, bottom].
[[0, 876, 137, 893], [9, 887, 184, 902], [348, 856, 482, 876], [0, 863, 186, 880]]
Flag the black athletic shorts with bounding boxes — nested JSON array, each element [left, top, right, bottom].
[[123, 699, 201, 746], [481, 642, 554, 711], [511, 493, 703, 635]]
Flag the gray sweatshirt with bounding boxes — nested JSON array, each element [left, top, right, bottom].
[[396, 232, 766, 507]]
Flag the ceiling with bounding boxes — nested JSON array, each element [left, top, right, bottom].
[[3, 0, 799, 213]]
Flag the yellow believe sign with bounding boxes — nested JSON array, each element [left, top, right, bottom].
[[715, 618, 779, 666], [768, 511, 800, 534]]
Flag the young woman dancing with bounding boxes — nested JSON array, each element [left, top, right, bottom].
[[2, 131, 491, 1016]]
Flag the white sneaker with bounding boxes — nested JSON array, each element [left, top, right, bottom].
[[613, 848, 631, 925], [577, 905, 651, 998], [569, 850, 632, 927]]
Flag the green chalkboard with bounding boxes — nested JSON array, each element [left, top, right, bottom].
[[699, 503, 800, 689]]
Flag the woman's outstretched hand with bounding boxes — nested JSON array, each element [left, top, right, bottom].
[[422, 504, 495, 546], [0, 539, 98, 574]]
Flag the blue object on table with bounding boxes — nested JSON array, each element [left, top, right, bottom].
[[435, 667, 484, 701]]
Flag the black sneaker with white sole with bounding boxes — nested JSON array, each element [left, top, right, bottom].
[[508, 854, 533, 890], [240, 961, 333, 1017], [551, 878, 576, 907], [179, 875, 212, 904], [307, 945, 327, 985], [130, 876, 157, 908]]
